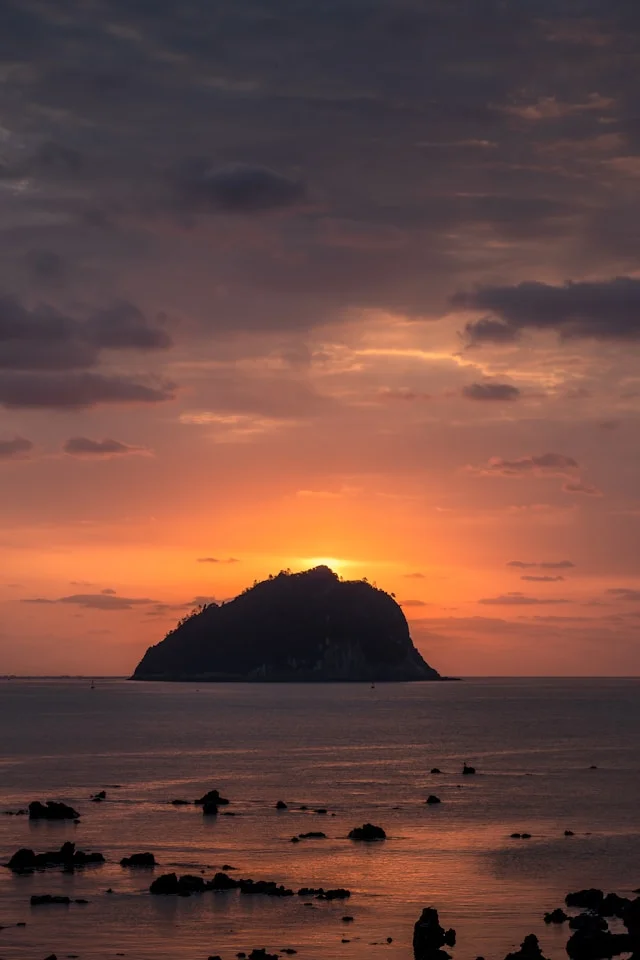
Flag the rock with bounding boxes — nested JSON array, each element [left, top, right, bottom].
[[504, 934, 547, 960], [31, 895, 71, 906], [248, 951, 278, 960], [209, 955, 223, 960], [120, 852, 156, 868], [298, 832, 327, 839], [462, 763, 476, 776], [342, 916, 354, 922], [521, 833, 532, 839], [413, 907, 456, 960], [566, 929, 633, 960], [348, 823, 386, 841], [320, 889, 350, 900], [299, 805, 308, 811], [430, 768, 442, 774], [566, 890, 604, 911], [91, 790, 107, 802], [203, 802, 219, 816], [544, 908, 568, 924], [569, 915, 607, 932], [170, 799, 191, 805], [281, 950, 297, 955], [6, 843, 104, 873], [564, 830, 575, 836], [290, 836, 300, 843], [195, 789, 230, 806], [599, 893, 630, 918], [314, 808, 328, 814], [150, 873, 180, 895], [44, 955, 58, 960], [276, 801, 288, 810], [239, 879, 294, 897], [622, 896, 640, 934], [426, 795, 441, 805], [28, 801, 80, 821], [132, 566, 441, 683], [208, 872, 240, 890]]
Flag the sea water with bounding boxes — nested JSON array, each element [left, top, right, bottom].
[[0, 678, 639, 960]]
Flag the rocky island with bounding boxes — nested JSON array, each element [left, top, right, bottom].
[[132, 566, 440, 682]]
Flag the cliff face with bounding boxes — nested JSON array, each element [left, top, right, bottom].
[[132, 566, 440, 682]]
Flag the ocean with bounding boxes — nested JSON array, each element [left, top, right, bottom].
[[0, 678, 638, 960]]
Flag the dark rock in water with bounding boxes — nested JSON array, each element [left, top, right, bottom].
[[298, 832, 327, 840], [150, 873, 180, 895], [564, 830, 575, 836], [566, 890, 604, 911], [623, 896, 640, 933], [276, 801, 288, 810], [544, 908, 568, 924], [430, 768, 442, 774], [239, 879, 294, 897], [426, 795, 441, 805], [44, 955, 58, 960], [299, 805, 308, 811], [208, 872, 240, 890], [248, 951, 279, 960], [320, 889, 350, 900], [7, 843, 104, 873], [569, 914, 607, 932], [120, 852, 156, 868], [413, 907, 456, 960], [132, 566, 441, 683], [90, 791, 107, 802], [504, 934, 548, 960], [598, 893, 630, 919], [31, 895, 72, 906], [170, 799, 191, 806], [28, 801, 79, 821], [566, 929, 633, 960], [203, 802, 219, 816], [314, 808, 327, 814], [196, 789, 229, 806], [290, 836, 300, 843], [281, 950, 297, 955], [208, 955, 223, 960], [462, 763, 476, 776], [348, 823, 386, 841], [342, 916, 354, 922]]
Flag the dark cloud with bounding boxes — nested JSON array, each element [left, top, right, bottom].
[[101, 589, 116, 595], [507, 560, 575, 569], [27, 593, 160, 610], [21, 597, 56, 605], [476, 453, 578, 476], [196, 557, 239, 564], [462, 382, 520, 401], [175, 162, 306, 214], [478, 592, 569, 606], [606, 588, 640, 602], [400, 599, 430, 607], [63, 437, 146, 457], [0, 372, 175, 409], [521, 575, 565, 582], [456, 278, 640, 344], [0, 436, 33, 460], [562, 480, 603, 496], [0, 296, 171, 372], [403, 572, 425, 579]]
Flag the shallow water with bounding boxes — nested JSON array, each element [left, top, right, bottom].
[[0, 678, 639, 960]]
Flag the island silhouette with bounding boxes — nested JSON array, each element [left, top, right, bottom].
[[132, 565, 440, 682]]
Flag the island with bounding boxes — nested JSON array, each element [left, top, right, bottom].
[[132, 566, 440, 682]]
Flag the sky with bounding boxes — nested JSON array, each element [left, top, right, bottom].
[[1, 0, 640, 677]]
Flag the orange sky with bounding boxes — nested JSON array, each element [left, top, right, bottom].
[[1, 1, 640, 675]]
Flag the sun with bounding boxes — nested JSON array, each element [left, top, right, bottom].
[[302, 556, 348, 575]]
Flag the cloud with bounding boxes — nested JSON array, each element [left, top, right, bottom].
[[196, 557, 239, 564], [456, 278, 640, 344], [521, 575, 565, 582], [21, 597, 56, 605], [46, 593, 157, 610], [606, 588, 640, 602], [175, 162, 306, 213], [562, 480, 603, 497], [378, 388, 431, 401], [403, 572, 425, 579], [507, 560, 575, 569], [462, 382, 520, 401], [474, 453, 578, 477], [0, 372, 175, 409], [63, 437, 147, 458], [400, 599, 430, 607], [0, 296, 172, 372], [101, 589, 116, 595], [478, 592, 569, 606], [502, 94, 613, 121], [0, 436, 33, 460]]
